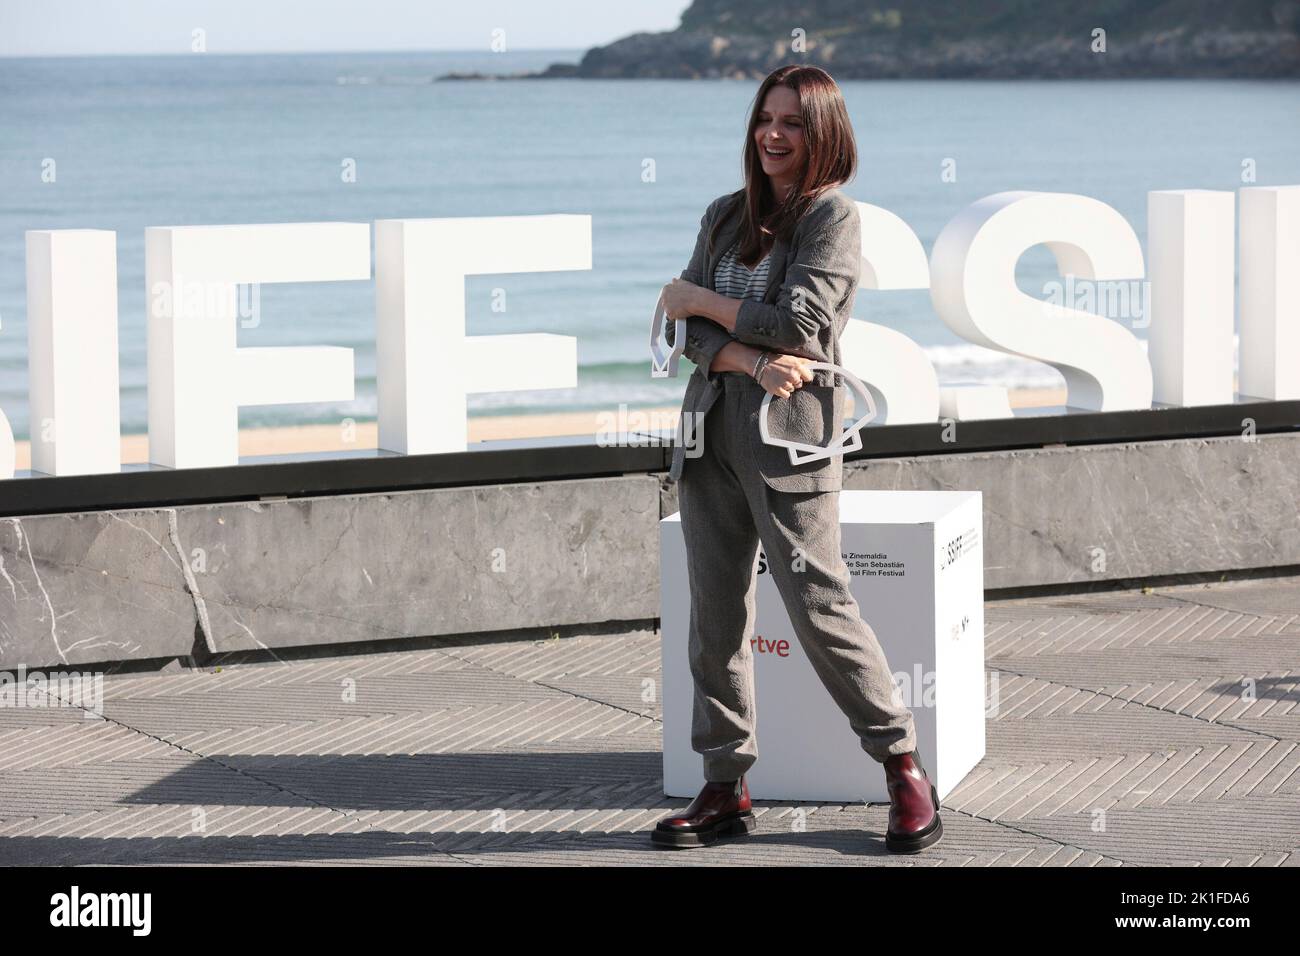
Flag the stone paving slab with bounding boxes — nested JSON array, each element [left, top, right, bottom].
[[0, 574, 1297, 865]]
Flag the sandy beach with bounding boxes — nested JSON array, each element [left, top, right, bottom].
[[11, 387, 1068, 469]]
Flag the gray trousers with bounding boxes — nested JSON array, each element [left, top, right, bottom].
[[677, 371, 918, 782]]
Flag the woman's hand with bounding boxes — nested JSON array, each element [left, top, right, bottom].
[[756, 352, 814, 399], [660, 277, 702, 322]]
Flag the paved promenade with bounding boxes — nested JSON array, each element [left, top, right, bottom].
[[2, 573, 1297, 866]]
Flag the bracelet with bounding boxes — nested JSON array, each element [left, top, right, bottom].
[[751, 351, 773, 383]]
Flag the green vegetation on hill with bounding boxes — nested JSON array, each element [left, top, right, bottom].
[[522, 0, 1300, 79], [678, 0, 1296, 42]]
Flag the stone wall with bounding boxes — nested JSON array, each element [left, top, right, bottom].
[[721, 431, 1300, 588], [0, 478, 660, 670], [3, 431, 1297, 670]]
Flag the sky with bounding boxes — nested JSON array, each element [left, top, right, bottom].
[[0, 0, 693, 57]]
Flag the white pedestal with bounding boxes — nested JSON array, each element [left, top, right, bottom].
[[661, 489, 985, 803]]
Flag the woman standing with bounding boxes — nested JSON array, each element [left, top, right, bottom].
[[653, 65, 942, 853]]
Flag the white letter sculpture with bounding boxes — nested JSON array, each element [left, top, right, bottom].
[[1239, 185, 1300, 401], [0, 408, 14, 481], [1148, 189, 1236, 406], [26, 229, 122, 476], [929, 191, 1151, 411], [146, 222, 369, 469], [842, 201, 944, 423], [374, 215, 590, 455]]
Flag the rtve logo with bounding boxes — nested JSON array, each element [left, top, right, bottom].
[[750, 635, 790, 657], [752, 553, 791, 655]]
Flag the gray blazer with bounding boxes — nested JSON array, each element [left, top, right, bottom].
[[665, 186, 863, 491]]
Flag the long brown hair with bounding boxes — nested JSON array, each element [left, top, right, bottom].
[[716, 65, 858, 269]]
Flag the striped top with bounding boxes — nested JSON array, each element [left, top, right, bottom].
[[713, 241, 772, 301]]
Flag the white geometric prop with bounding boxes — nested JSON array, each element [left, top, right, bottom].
[[1148, 189, 1236, 407], [25, 229, 122, 476], [929, 190, 1151, 412], [758, 361, 877, 466], [374, 215, 590, 456], [661, 489, 986, 803], [1239, 185, 1300, 401], [649, 292, 686, 378], [145, 222, 369, 469]]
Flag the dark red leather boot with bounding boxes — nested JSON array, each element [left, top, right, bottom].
[[651, 776, 756, 848], [883, 751, 943, 853]]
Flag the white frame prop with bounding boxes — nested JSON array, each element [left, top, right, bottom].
[[758, 361, 878, 466], [648, 292, 686, 378]]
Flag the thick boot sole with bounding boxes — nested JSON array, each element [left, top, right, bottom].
[[650, 811, 756, 849], [885, 782, 944, 854]]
